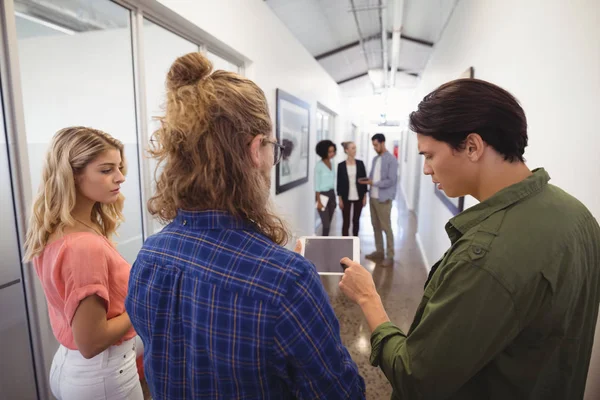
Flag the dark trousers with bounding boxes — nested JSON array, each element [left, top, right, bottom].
[[318, 190, 336, 236], [342, 199, 363, 237]]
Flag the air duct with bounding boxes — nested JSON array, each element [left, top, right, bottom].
[[389, 0, 404, 87]]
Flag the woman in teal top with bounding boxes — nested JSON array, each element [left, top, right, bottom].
[[314, 140, 337, 235]]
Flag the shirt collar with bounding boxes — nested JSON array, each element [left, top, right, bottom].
[[446, 168, 550, 242], [378, 151, 392, 160], [174, 210, 258, 232]]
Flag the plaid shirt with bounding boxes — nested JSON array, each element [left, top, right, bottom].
[[126, 210, 365, 399]]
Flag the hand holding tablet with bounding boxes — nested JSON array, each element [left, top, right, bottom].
[[298, 236, 360, 275]]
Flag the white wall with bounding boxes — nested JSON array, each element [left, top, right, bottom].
[[406, 0, 600, 397], [157, 0, 350, 242]]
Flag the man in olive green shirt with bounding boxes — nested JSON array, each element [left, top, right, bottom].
[[339, 79, 600, 399]]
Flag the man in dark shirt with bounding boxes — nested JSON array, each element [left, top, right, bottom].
[[338, 78, 600, 399]]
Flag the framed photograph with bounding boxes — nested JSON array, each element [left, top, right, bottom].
[[276, 89, 310, 195], [434, 66, 475, 215]]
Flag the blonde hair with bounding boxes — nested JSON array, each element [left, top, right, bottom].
[[341, 141, 353, 153], [148, 52, 289, 245], [24, 127, 126, 261]]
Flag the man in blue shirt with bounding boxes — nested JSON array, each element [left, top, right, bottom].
[[126, 53, 365, 399], [361, 134, 398, 267]]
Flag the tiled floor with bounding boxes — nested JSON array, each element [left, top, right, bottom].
[[319, 195, 429, 399]]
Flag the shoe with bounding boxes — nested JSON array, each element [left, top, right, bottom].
[[381, 258, 394, 267], [365, 251, 384, 261]]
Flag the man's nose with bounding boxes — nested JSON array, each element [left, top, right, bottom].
[[423, 162, 433, 175]]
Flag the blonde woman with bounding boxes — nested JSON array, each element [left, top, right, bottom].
[[24, 127, 143, 400], [337, 141, 368, 236]]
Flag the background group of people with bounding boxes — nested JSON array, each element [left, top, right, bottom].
[[314, 133, 398, 266]]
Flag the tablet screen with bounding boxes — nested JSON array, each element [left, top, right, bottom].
[[304, 238, 354, 274]]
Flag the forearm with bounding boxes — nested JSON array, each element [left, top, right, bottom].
[[77, 312, 132, 358], [372, 177, 396, 189], [104, 312, 133, 345], [315, 191, 321, 202], [359, 293, 390, 332]]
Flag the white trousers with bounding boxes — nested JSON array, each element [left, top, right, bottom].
[[49, 337, 143, 400]]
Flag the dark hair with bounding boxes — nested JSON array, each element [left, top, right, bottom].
[[281, 138, 294, 160], [409, 79, 528, 162], [371, 133, 385, 143], [316, 140, 336, 159]]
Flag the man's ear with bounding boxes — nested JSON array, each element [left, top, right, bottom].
[[465, 133, 485, 162], [249, 135, 263, 167]]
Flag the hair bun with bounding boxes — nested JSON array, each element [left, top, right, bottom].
[[167, 52, 213, 90]]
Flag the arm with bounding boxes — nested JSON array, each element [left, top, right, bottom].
[[337, 163, 344, 209], [371, 155, 398, 189], [358, 161, 369, 199], [272, 262, 366, 399], [62, 238, 132, 359], [350, 259, 520, 399], [358, 160, 367, 180], [336, 163, 342, 198], [314, 163, 323, 208], [72, 296, 132, 359], [360, 159, 376, 186]]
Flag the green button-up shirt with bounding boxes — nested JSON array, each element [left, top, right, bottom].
[[370, 168, 600, 399]]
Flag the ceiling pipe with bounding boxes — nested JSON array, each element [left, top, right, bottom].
[[347, 4, 385, 12], [380, 0, 389, 89], [348, 0, 373, 90], [389, 0, 404, 87]]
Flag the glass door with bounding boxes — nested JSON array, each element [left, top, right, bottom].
[[0, 72, 39, 399]]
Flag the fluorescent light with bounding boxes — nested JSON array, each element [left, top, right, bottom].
[[368, 68, 385, 89], [15, 11, 75, 35]]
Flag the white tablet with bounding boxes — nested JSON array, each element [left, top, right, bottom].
[[299, 236, 360, 275]]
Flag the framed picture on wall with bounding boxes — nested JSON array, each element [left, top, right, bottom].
[[433, 66, 475, 215], [276, 89, 310, 195]]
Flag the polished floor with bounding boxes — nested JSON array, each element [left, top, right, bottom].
[[319, 195, 429, 399]]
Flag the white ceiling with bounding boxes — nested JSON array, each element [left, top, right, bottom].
[[265, 0, 458, 97]]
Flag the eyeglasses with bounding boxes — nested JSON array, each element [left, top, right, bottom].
[[262, 138, 286, 166], [155, 134, 286, 166]]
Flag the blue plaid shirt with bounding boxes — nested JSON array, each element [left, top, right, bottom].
[[126, 210, 365, 399]]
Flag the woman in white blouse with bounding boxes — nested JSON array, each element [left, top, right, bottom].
[[336, 142, 368, 236]]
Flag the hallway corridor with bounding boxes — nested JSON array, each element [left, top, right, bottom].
[[319, 194, 429, 399]]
